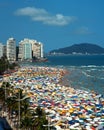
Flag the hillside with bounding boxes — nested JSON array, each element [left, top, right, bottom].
[[49, 43, 104, 54]]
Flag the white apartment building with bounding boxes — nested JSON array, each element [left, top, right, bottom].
[[40, 42, 44, 58], [18, 39, 32, 60], [0, 43, 3, 58], [18, 38, 44, 60], [18, 41, 24, 60], [7, 38, 16, 61], [32, 41, 43, 58], [3, 45, 7, 57]]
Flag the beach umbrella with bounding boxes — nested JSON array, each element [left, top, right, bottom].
[[97, 123, 104, 130], [54, 125, 62, 130]]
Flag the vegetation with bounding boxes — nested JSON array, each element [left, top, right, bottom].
[[50, 43, 104, 54], [0, 56, 48, 129], [0, 82, 48, 130], [0, 56, 9, 75], [0, 56, 19, 75]]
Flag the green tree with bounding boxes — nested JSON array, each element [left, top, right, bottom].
[[0, 56, 9, 74], [0, 55, 19, 74], [0, 82, 12, 109], [6, 88, 31, 129], [31, 106, 48, 130]]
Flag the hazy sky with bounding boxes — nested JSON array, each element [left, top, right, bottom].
[[0, 0, 104, 52]]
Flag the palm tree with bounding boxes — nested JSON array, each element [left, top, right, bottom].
[[20, 105, 48, 130], [0, 87, 5, 107], [31, 106, 48, 130], [0, 82, 16, 123], [0, 82, 12, 111], [20, 96, 33, 130], [6, 88, 48, 130], [20, 109, 34, 130], [6, 88, 31, 129], [21, 116, 32, 130], [6, 95, 18, 121]]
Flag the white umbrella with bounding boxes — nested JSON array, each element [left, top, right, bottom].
[[96, 124, 104, 130]]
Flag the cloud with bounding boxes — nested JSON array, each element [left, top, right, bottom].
[[73, 26, 93, 35], [14, 7, 76, 26]]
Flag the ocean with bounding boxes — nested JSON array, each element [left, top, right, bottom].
[[21, 54, 104, 95]]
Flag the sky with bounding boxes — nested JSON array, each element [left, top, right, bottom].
[[0, 0, 104, 52]]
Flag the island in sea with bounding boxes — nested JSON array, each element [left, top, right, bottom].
[[49, 43, 104, 55]]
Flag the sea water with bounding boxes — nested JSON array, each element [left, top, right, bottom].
[[21, 54, 104, 95]]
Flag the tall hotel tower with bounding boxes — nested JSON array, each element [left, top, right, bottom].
[[7, 38, 16, 61], [0, 43, 3, 58], [18, 38, 44, 61], [31, 41, 44, 59], [40, 42, 43, 58], [18, 39, 32, 61], [23, 42, 32, 60]]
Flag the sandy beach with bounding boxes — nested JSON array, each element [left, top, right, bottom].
[[3, 66, 104, 130]]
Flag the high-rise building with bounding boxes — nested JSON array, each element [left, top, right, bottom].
[[18, 41, 24, 60], [7, 38, 16, 61], [23, 42, 32, 59], [3, 45, 7, 57], [31, 41, 44, 59], [18, 38, 44, 61], [18, 39, 32, 60], [0, 43, 3, 58], [39, 42, 44, 58]]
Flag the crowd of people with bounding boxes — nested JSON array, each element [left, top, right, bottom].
[[3, 66, 104, 130]]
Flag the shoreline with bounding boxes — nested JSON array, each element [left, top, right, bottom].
[[1, 66, 104, 129]]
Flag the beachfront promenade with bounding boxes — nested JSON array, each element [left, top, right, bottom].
[[1, 66, 104, 130]]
